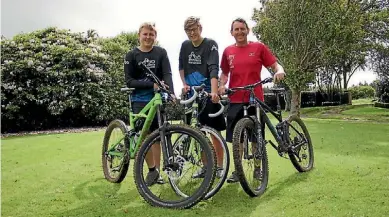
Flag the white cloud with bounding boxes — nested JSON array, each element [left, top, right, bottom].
[[1, 0, 376, 94]]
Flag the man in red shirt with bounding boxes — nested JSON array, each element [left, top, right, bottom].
[[219, 17, 286, 183]]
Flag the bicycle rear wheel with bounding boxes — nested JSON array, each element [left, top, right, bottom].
[[286, 115, 314, 172], [133, 124, 216, 209], [232, 117, 269, 197], [102, 119, 130, 183]]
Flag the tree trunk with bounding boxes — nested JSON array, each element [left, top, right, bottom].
[[290, 88, 301, 117], [343, 71, 348, 90], [284, 89, 292, 112], [343, 63, 351, 90]]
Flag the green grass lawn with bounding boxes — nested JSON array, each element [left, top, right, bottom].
[[2, 102, 389, 217], [2, 114, 389, 217]]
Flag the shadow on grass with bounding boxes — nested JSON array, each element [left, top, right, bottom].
[[73, 178, 122, 200], [187, 171, 311, 216], [54, 177, 141, 217], [53, 171, 311, 217]]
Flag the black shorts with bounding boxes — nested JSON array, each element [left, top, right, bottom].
[[226, 103, 265, 143], [185, 99, 227, 132], [132, 101, 159, 132]]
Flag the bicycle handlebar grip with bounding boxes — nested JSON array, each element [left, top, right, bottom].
[[264, 77, 273, 84], [120, 87, 135, 92], [180, 87, 198, 105], [208, 100, 225, 118], [225, 88, 234, 95]]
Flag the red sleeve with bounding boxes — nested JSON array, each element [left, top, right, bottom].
[[259, 43, 277, 68], [220, 48, 230, 76]]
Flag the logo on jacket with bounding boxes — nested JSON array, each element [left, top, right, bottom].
[[188, 52, 201, 65], [140, 58, 155, 69]]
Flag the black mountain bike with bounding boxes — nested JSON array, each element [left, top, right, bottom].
[[225, 77, 314, 197]]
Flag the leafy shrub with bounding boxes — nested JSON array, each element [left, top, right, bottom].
[[1, 27, 138, 133], [348, 85, 376, 99]]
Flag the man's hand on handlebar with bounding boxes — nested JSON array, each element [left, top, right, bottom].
[[210, 92, 220, 103], [183, 84, 190, 94]]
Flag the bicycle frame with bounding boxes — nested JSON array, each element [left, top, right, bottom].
[[227, 77, 288, 150], [107, 62, 175, 166], [248, 92, 286, 148], [106, 92, 164, 159]]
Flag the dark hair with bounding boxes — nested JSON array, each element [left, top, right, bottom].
[[230, 17, 249, 31]]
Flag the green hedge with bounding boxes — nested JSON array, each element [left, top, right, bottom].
[[1, 27, 139, 133], [348, 85, 376, 99]]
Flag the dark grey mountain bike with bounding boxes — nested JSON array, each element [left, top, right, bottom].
[[225, 77, 314, 197]]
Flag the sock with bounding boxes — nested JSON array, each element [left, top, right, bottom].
[[149, 166, 156, 172]]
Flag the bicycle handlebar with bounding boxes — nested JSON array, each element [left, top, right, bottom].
[[180, 85, 226, 118], [225, 77, 274, 95]]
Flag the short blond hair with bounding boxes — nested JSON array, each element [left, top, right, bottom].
[[184, 16, 201, 30], [138, 22, 157, 35]]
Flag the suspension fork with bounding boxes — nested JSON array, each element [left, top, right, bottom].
[[242, 106, 249, 159], [157, 105, 173, 168]]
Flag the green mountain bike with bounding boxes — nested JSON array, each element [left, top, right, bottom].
[[102, 63, 217, 209]]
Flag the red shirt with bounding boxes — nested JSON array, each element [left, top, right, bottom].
[[221, 41, 276, 103]]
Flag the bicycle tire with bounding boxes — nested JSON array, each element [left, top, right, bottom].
[[232, 117, 269, 197], [170, 126, 230, 200], [201, 126, 229, 200], [286, 115, 314, 172], [102, 119, 130, 183], [133, 124, 216, 209]]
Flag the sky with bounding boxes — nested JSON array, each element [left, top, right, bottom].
[[1, 0, 377, 94]]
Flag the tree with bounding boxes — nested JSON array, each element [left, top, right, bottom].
[[322, 0, 370, 90], [252, 0, 339, 116], [363, 0, 389, 103]]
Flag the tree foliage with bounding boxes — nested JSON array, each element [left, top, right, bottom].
[[252, 0, 388, 113], [252, 0, 340, 115]]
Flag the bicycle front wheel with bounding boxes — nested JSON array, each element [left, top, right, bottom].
[[232, 117, 269, 197], [171, 126, 230, 200], [133, 124, 216, 209]]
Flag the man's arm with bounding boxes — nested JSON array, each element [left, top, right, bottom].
[[218, 48, 230, 94], [207, 40, 220, 103], [259, 43, 285, 82], [269, 62, 285, 82]]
